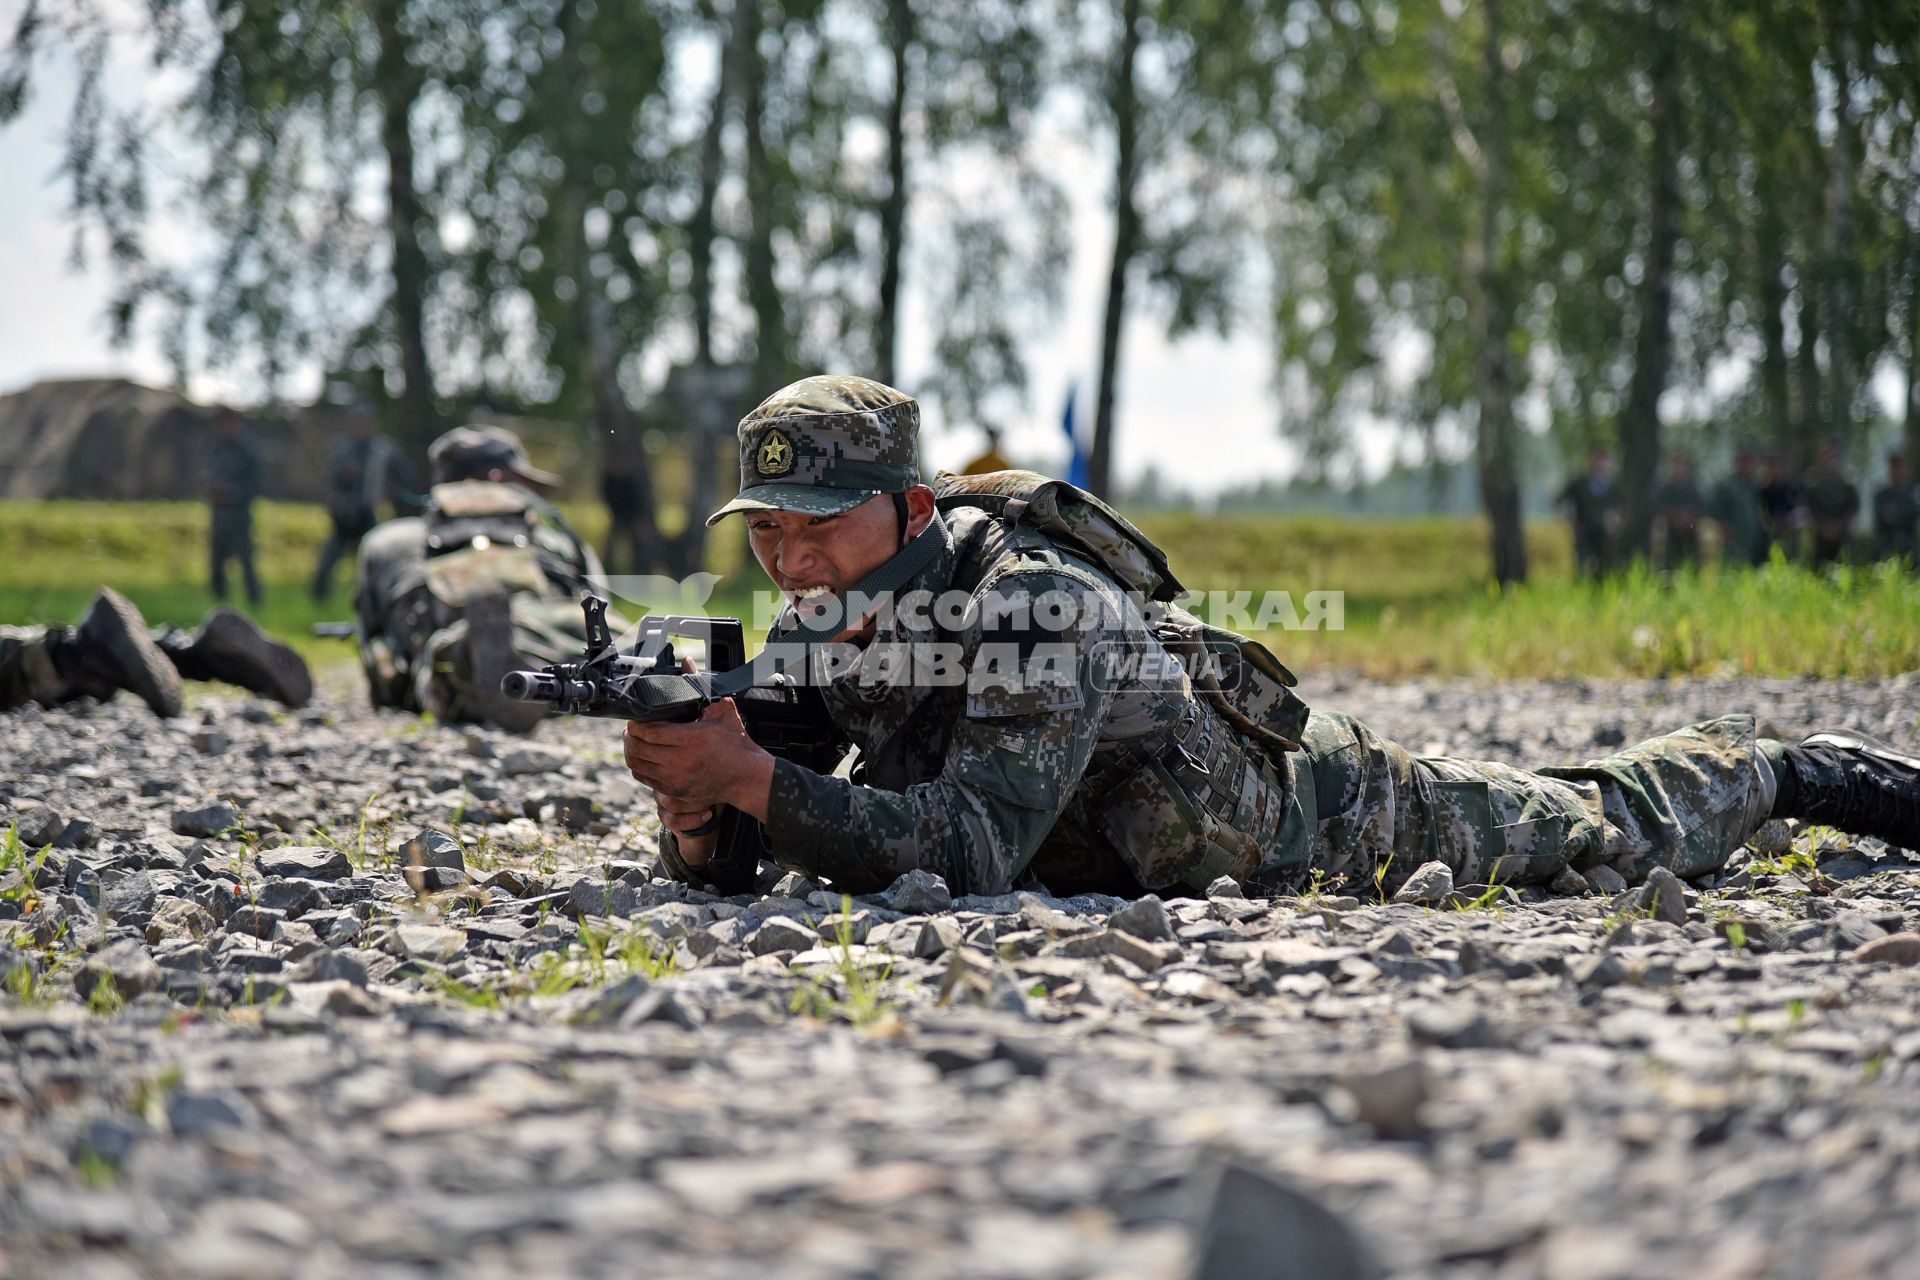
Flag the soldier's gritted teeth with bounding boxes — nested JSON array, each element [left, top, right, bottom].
[[747, 499, 898, 635]]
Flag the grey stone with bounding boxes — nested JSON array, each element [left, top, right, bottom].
[[292, 950, 371, 987], [398, 829, 465, 872], [15, 807, 64, 848], [1108, 894, 1175, 942], [166, 1091, 254, 1137], [886, 868, 953, 915], [54, 817, 97, 849], [1392, 860, 1454, 905], [749, 916, 818, 956], [1852, 932, 1920, 967], [498, 746, 566, 777], [1586, 864, 1631, 895], [224, 905, 284, 939], [1205, 876, 1245, 900], [915, 916, 966, 959], [255, 846, 354, 881], [1337, 1058, 1429, 1139], [171, 804, 240, 839], [389, 923, 465, 962], [568, 878, 636, 919], [76, 940, 163, 1001]]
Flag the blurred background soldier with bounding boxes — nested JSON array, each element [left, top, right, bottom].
[[1655, 453, 1703, 571], [312, 399, 413, 601], [1708, 449, 1766, 567], [1803, 442, 1860, 568], [353, 424, 612, 732], [1557, 444, 1619, 580], [961, 424, 1015, 476], [1, 588, 310, 717], [599, 432, 653, 575], [1872, 453, 1918, 565], [1758, 451, 1804, 563], [204, 407, 262, 606]]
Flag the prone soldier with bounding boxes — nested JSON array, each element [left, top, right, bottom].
[[1, 589, 310, 718], [352, 424, 612, 732], [620, 376, 1919, 900]]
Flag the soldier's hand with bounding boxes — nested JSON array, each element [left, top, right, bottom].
[[623, 698, 776, 822], [655, 795, 719, 867]]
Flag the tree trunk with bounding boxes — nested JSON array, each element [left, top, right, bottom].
[[875, 0, 913, 387], [1089, 0, 1143, 500], [1471, 0, 1527, 586], [1755, 201, 1793, 444], [1794, 242, 1822, 455], [672, 6, 744, 577], [1908, 214, 1920, 471], [1822, 3, 1860, 442], [741, 0, 786, 396], [1617, 0, 1682, 564], [373, 0, 440, 464]]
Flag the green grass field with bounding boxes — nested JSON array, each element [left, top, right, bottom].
[[3, 499, 1916, 680]]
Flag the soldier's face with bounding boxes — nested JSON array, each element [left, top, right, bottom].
[[745, 488, 935, 606]]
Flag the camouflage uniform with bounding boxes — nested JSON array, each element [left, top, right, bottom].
[[352, 426, 607, 724], [663, 377, 1782, 899], [207, 429, 263, 605]]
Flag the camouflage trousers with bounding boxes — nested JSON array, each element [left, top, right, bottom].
[[1291, 710, 1778, 891], [0, 626, 69, 712]]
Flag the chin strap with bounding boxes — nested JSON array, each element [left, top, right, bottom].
[[705, 517, 945, 698]]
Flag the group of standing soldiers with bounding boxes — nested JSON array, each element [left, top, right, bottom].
[[1559, 444, 1920, 578]]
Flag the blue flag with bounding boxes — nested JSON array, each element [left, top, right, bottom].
[[1062, 381, 1090, 489]]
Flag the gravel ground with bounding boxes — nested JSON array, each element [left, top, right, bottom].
[[4, 669, 1920, 1279]]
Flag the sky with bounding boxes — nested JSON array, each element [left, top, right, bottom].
[[0, 25, 1316, 500]]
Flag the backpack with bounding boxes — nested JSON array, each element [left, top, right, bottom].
[[931, 469, 1309, 757]]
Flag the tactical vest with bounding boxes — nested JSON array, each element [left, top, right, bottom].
[[420, 479, 603, 617], [933, 469, 1312, 891]]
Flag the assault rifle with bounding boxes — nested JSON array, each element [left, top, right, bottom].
[[499, 594, 847, 893]]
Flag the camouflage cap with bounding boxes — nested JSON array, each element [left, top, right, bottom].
[[428, 424, 560, 487], [706, 375, 920, 526]]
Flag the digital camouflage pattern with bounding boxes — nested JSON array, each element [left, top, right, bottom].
[[1300, 710, 1776, 896], [706, 375, 921, 525], [664, 376, 1787, 899], [662, 500, 1780, 897], [353, 474, 606, 723], [664, 503, 1311, 896]]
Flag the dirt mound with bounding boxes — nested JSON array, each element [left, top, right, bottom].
[[0, 377, 339, 502]]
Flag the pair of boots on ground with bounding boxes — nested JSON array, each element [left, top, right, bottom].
[[45, 589, 311, 718]]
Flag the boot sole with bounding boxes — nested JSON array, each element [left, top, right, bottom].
[[83, 589, 183, 718], [197, 609, 314, 707], [1803, 731, 1920, 771]]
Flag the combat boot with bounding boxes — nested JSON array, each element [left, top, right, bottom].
[[56, 589, 183, 717], [1775, 731, 1920, 852], [160, 608, 313, 708], [462, 588, 546, 734]]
